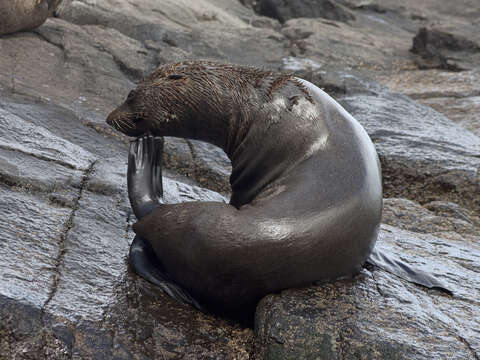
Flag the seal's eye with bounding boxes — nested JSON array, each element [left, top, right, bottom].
[[126, 90, 136, 102], [167, 74, 184, 80]]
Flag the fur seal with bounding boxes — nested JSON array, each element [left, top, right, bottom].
[[107, 61, 450, 315], [0, 0, 61, 36]]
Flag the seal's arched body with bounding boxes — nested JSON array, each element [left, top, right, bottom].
[[137, 84, 381, 310], [107, 61, 382, 314], [108, 61, 451, 315]]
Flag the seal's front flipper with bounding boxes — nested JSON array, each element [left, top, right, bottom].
[[127, 136, 204, 310], [366, 248, 453, 295], [129, 236, 204, 310], [128, 135, 164, 220]]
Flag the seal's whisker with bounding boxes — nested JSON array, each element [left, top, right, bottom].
[[120, 121, 129, 130], [120, 117, 135, 128], [121, 119, 136, 129], [115, 119, 126, 132]]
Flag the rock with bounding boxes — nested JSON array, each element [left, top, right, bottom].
[[412, 28, 480, 53], [420, 96, 480, 137], [0, 93, 127, 161], [382, 198, 478, 236], [0, 187, 73, 309], [0, 93, 254, 357], [375, 69, 480, 137], [255, 223, 480, 359], [152, 25, 288, 68], [333, 74, 480, 213], [342, 0, 389, 14], [258, 0, 355, 24], [57, 0, 252, 33], [0, 21, 138, 122], [0, 107, 96, 171], [56, 0, 286, 67], [280, 17, 412, 71], [411, 27, 480, 71]]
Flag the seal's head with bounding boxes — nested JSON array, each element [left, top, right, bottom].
[[106, 61, 250, 145], [106, 85, 153, 138], [106, 61, 293, 149]]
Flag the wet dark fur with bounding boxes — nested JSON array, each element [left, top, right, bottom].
[[107, 61, 312, 153]]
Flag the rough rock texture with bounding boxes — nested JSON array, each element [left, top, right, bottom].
[[0, 0, 479, 359], [377, 69, 480, 137], [257, 0, 355, 24], [410, 27, 480, 71]]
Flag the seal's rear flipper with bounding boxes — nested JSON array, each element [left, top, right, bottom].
[[366, 248, 453, 295], [129, 236, 204, 310]]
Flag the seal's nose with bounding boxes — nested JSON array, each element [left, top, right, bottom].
[[106, 111, 114, 125]]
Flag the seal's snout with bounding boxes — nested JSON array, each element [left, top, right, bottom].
[[106, 113, 113, 125], [106, 108, 123, 132], [106, 107, 121, 127], [106, 105, 149, 138]]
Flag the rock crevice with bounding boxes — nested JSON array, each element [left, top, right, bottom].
[[41, 160, 97, 318]]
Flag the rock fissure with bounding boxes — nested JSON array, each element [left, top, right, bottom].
[[440, 312, 479, 360], [185, 139, 197, 160], [41, 159, 97, 318], [69, 326, 76, 360], [370, 271, 386, 298], [411, 287, 479, 360], [457, 334, 480, 360], [33, 28, 69, 65], [125, 210, 132, 244]]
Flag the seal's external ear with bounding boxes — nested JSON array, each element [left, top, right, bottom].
[[167, 74, 184, 80]]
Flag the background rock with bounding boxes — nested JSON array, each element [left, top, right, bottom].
[[0, 0, 479, 359], [410, 27, 480, 71], [257, 0, 355, 24]]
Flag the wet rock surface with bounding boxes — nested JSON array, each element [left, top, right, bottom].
[[0, 0, 479, 359]]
